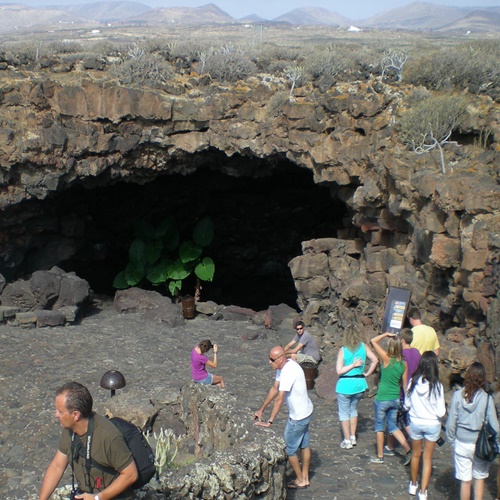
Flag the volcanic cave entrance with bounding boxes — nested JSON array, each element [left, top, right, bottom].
[[57, 157, 350, 311]]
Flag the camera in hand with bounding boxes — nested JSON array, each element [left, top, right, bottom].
[[70, 487, 83, 500]]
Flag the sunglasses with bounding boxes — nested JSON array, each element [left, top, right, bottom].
[[269, 353, 284, 362]]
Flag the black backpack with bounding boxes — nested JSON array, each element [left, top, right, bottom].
[[71, 414, 156, 490]]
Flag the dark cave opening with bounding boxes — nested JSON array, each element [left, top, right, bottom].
[[18, 157, 350, 311]]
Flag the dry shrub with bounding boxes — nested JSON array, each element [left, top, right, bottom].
[[303, 43, 382, 81], [304, 47, 351, 79], [405, 86, 432, 106], [91, 41, 121, 58], [3, 43, 38, 65], [252, 44, 302, 73], [47, 41, 82, 55], [398, 95, 468, 149], [111, 52, 173, 88], [198, 46, 257, 82], [268, 91, 289, 117], [405, 40, 500, 91]]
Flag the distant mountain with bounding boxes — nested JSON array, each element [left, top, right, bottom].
[[436, 9, 500, 34], [1, 2, 500, 35], [455, 5, 500, 15], [238, 13, 269, 24], [63, 1, 151, 23], [360, 1, 465, 30], [122, 3, 233, 25], [274, 7, 350, 26], [0, 3, 89, 33]]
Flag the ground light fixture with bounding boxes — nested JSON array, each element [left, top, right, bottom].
[[100, 370, 126, 397]]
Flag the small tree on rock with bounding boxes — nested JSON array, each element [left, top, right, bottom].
[[381, 50, 408, 82], [284, 63, 303, 100], [398, 95, 468, 173]]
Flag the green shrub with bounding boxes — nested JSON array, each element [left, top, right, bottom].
[[113, 216, 215, 300]]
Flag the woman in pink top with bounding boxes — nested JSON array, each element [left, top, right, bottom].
[[191, 339, 224, 388]]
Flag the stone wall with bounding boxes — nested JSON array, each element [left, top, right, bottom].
[[163, 384, 285, 500]]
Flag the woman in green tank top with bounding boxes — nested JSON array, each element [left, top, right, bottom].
[[370, 332, 412, 464]]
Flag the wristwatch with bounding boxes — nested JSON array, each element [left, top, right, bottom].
[[94, 495, 100, 500]]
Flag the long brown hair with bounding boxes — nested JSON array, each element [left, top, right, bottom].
[[463, 362, 487, 403]]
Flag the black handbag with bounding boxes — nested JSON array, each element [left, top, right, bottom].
[[475, 395, 500, 462]]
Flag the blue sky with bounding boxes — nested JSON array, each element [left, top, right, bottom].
[[21, 1, 500, 20]]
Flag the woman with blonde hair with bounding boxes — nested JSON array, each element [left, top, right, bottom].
[[447, 362, 498, 500], [370, 332, 412, 464], [336, 325, 378, 449]]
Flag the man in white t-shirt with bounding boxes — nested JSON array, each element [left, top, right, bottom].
[[254, 346, 314, 490]]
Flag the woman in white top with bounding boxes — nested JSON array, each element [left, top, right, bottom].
[[405, 351, 446, 499]]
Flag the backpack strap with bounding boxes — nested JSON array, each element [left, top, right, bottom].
[[70, 414, 119, 490], [84, 413, 96, 489], [70, 414, 101, 492], [483, 395, 490, 423]]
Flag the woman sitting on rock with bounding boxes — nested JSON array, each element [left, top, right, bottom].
[[191, 339, 224, 388], [370, 332, 412, 465]]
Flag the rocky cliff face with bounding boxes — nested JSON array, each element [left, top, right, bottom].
[[0, 71, 499, 383]]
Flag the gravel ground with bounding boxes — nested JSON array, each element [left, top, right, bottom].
[[1, 301, 498, 499]]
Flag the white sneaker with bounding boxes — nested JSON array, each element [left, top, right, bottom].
[[340, 439, 353, 449], [408, 482, 418, 495], [350, 435, 357, 446], [418, 490, 428, 500]]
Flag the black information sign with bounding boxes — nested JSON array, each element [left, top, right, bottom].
[[381, 287, 412, 334]]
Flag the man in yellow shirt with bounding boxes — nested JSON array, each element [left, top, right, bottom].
[[408, 308, 440, 356]]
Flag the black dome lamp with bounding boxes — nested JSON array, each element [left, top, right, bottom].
[[100, 370, 126, 397]]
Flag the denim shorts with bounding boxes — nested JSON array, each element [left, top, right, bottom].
[[337, 392, 364, 421], [410, 422, 441, 442], [373, 398, 399, 433], [284, 413, 312, 456], [194, 373, 213, 385]]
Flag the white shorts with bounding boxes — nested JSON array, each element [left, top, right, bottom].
[[454, 440, 490, 481]]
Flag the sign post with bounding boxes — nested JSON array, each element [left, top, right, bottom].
[[381, 287, 412, 334]]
